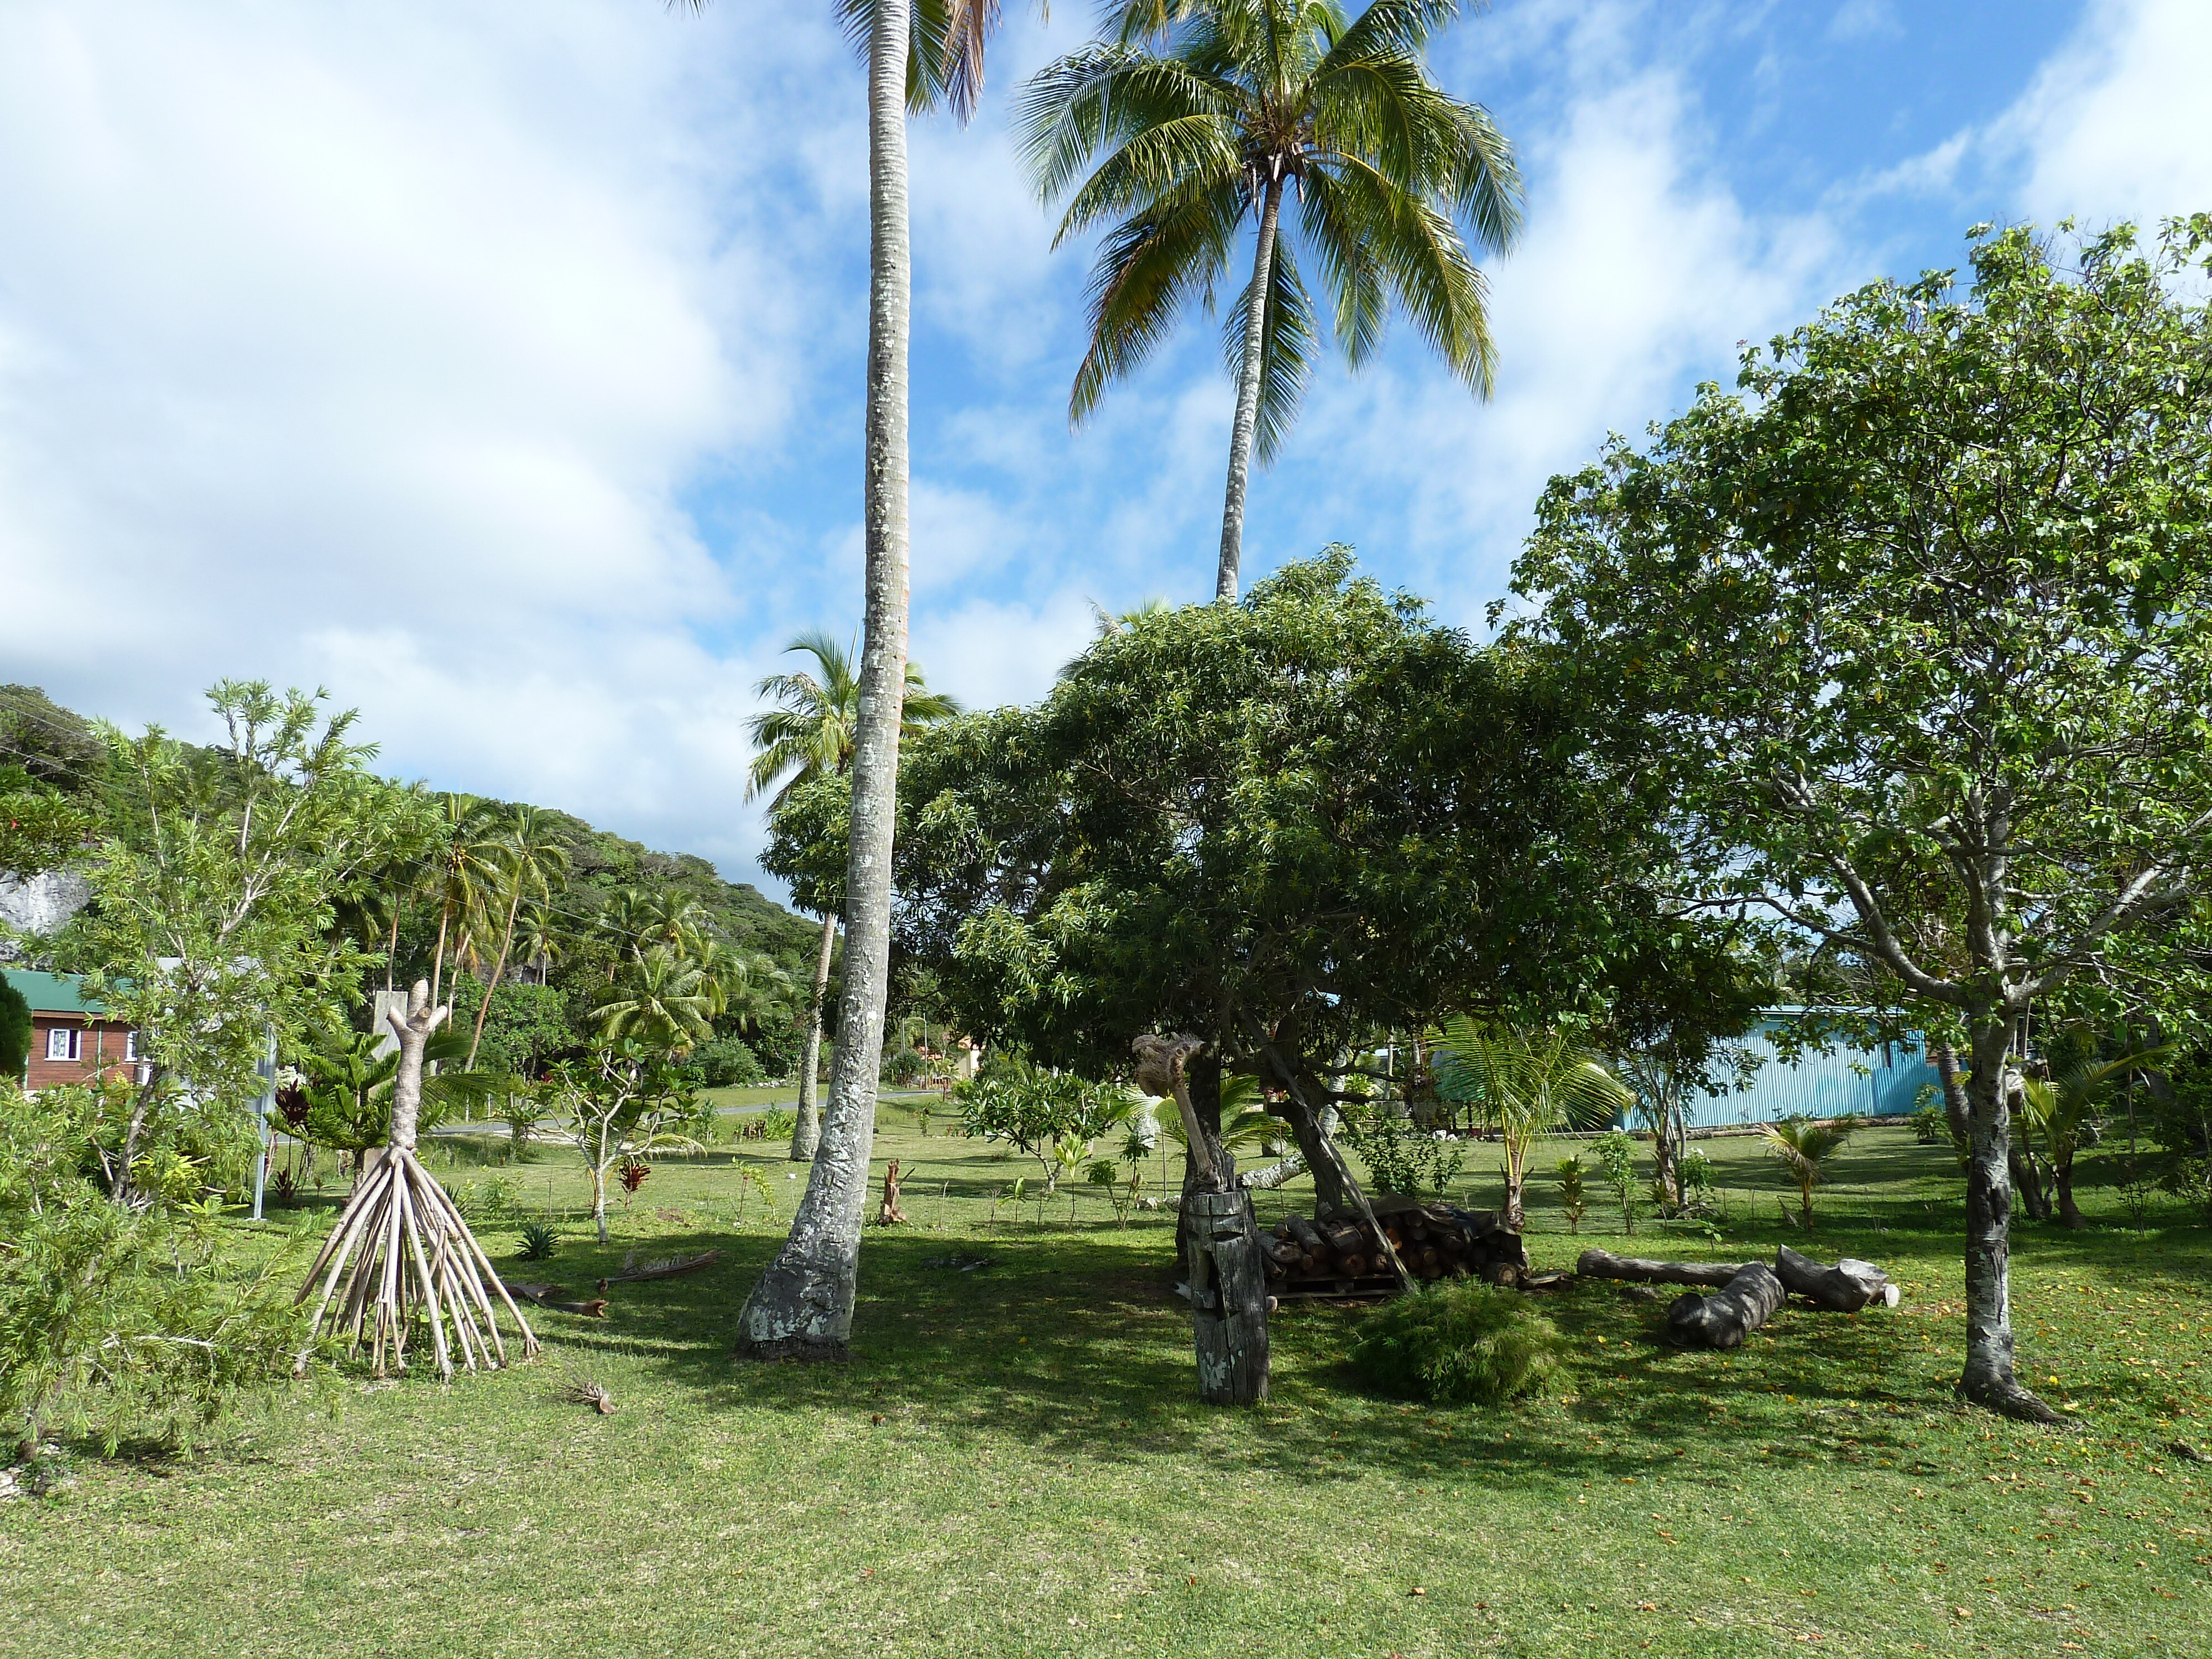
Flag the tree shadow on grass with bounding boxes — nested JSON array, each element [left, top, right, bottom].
[[503, 1221, 2059, 1494]]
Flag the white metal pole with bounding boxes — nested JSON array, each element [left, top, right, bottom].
[[251, 1025, 275, 1220]]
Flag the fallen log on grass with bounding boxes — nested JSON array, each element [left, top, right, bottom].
[[1666, 1262, 1786, 1349], [1577, 1248, 1748, 1288], [1775, 1245, 1898, 1312]]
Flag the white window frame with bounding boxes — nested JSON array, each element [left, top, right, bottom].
[[46, 1026, 82, 1062], [124, 1029, 139, 1062]]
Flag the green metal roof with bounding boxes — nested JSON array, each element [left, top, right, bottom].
[[2, 968, 111, 1018]]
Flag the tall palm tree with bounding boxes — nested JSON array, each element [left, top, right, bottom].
[[746, 630, 961, 1162], [463, 806, 573, 1070], [1019, 0, 1521, 599], [424, 794, 504, 1011], [1435, 1017, 1631, 1228], [681, 0, 1027, 1361]]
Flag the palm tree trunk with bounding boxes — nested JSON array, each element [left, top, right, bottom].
[[791, 910, 837, 1160], [1215, 176, 1285, 603], [430, 901, 451, 1013], [465, 885, 523, 1071], [1958, 1016, 2058, 1421], [735, 0, 911, 1360]]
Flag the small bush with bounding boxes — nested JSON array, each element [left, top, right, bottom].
[[689, 1035, 766, 1089], [1347, 1281, 1568, 1406], [516, 1220, 559, 1261]]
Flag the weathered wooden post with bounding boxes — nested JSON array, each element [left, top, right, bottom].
[[1135, 1034, 1269, 1404]]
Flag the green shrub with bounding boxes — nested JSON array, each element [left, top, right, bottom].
[[516, 1220, 559, 1261], [1346, 1280, 1568, 1406], [689, 1035, 766, 1089]]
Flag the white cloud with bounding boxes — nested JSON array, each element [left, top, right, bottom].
[[0, 0, 846, 878], [909, 590, 1099, 714], [1992, 0, 2212, 225], [1264, 58, 1839, 613]]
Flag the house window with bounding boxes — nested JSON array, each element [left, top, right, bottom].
[[46, 1026, 83, 1062], [124, 1030, 139, 1062]]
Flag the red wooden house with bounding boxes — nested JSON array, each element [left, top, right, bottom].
[[5, 968, 145, 1091]]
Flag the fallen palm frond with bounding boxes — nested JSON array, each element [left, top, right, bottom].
[[593, 1248, 720, 1290]]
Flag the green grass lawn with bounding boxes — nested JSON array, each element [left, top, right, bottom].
[[6, 1120, 2209, 1657]]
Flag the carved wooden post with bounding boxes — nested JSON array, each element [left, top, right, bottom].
[[1181, 1187, 1270, 1404], [1136, 1034, 1270, 1404]]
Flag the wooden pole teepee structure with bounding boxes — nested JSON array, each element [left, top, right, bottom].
[[294, 980, 537, 1378]]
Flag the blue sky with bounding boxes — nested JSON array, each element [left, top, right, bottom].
[[3, 0, 2208, 895]]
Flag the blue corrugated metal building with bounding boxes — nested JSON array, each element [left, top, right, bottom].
[[1618, 1014, 1939, 1128]]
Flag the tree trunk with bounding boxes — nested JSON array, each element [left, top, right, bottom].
[[1932, 1040, 1971, 1155], [2054, 1142, 2084, 1228], [791, 910, 836, 1161], [1215, 176, 1284, 603], [734, 0, 910, 1361], [1958, 1018, 2060, 1422], [1501, 1142, 1526, 1231], [466, 884, 523, 1071], [1274, 1093, 1347, 1214], [591, 1165, 609, 1246], [2010, 1142, 2052, 1222]]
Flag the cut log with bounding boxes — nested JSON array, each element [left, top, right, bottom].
[[1666, 1262, 1785, 1349], [1285, 1215, 1327, 1256], [1577, 1248, 1748, 1288], [1318, 1219, 1365, 1259], [1258, 1235, 1305, 1269], [1337, 1254, 1368, 1279], [1775, 1245, 1896, 1312]]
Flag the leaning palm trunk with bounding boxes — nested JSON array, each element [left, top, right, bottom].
[[1958, 1018, 2058, 1422], [734, 0, 911, 1360], [791, 910, 837, 1160], [294, 981, 537, 1379], [1216, 176, 1284, 603]]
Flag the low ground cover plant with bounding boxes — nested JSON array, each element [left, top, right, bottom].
[[1346, 1279, 1568, 1406]]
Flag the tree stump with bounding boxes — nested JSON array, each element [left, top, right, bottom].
[[1181, 1187, 1270, 1404], [1666, 1261, 1785, 1348], [877, 1159, 909, 1226]]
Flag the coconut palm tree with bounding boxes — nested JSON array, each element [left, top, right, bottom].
[[593, 946, 717, 1055], [746, 630, 961, 1162], [463, 806, 573, 1069], [2017, 1034, 2171, 1229], [1435, 1017, 1631, 1228], [1759, 1115, 1857, 1231], [683, 0, 1031, 1359], [1019, 0, 1521, 599], [424, 794, 505, 1010], [512, 902, 561, 985]]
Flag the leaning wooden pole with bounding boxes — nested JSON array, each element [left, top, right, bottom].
[[294, 980, 536, 1379]]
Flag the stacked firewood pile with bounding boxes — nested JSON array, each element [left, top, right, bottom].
[[1258, 1199, 1530, 1298]]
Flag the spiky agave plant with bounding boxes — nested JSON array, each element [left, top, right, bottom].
[[1758, 1114, 1858, 1230]]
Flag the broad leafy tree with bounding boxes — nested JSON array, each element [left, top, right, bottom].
[[771, 552, 1757, 1220], [1512, 220, 2212, 1420], [1019, 0, 1521, 598]]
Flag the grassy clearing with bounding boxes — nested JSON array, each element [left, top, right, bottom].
[[6, 1123, 2209, 1657]]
